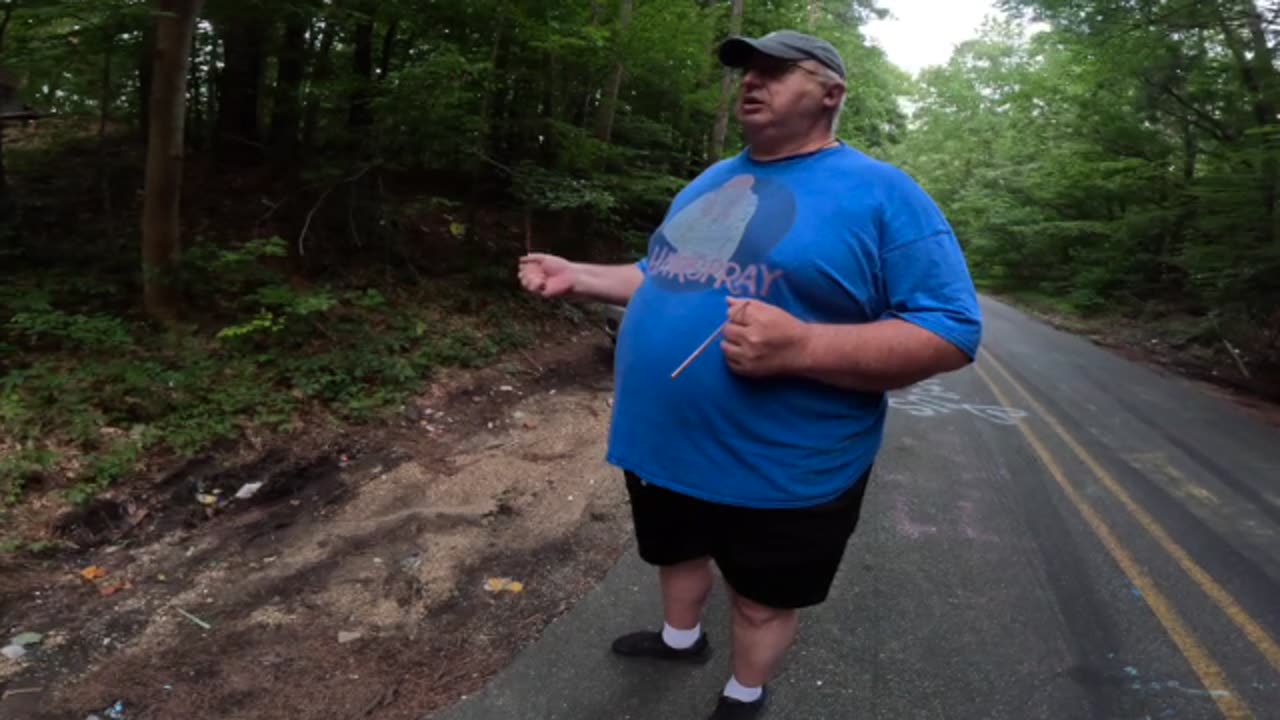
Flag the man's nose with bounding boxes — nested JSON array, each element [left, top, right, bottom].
[[740, 70, 765, 90]]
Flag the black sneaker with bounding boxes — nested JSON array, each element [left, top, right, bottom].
[[609, 630, 711, 664], [708, 688, 768, 719]]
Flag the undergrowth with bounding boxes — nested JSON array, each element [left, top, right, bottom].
[[1, 235, 539, 514]]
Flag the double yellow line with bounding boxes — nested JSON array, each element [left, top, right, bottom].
[[975, 350, 1280, 720]]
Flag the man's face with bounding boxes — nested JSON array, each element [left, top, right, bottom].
[[734, 54, 843, 136]]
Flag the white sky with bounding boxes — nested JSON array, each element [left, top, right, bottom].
[[863, 0, 1005, 76]]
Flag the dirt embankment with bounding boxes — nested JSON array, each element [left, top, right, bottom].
[[0, 334, 634, 720]]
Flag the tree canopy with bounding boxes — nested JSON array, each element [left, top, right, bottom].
[[893, 0, 1279, 362]]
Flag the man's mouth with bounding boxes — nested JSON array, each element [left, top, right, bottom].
[[741, 97, 766, 112]]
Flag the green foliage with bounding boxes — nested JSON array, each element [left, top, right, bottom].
[[0, 537, 59, 555], [0, 231, 541, 507], [68, 439, 141, 505], [7, 307, 133, 352], [513, 162, 616, 215], [894, 5, 1280, 361], [0, 447, 57, 506], [373, 43, 489, 170]]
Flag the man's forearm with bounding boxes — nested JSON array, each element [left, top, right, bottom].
[[572, 263, 645, 305], [791, 319, 970, 392]]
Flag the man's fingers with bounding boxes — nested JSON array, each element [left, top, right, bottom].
[[519, 270, 548, 295], [726, 297, 754, 323], [542, 274, 574, 297]]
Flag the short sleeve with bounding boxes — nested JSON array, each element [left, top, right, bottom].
[[877, 172, 983, 359]]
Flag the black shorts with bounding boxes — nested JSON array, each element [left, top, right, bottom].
[[623, 468, 873, 610]]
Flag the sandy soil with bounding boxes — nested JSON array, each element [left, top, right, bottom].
[[0, 333, 634, 720]]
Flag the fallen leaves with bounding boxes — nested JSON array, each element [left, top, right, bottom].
[[98, 581, 133, 597], [78, 566, 132, 597], [483, 577, 524, 594]]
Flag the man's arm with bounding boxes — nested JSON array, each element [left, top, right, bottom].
[[795, 318, 969, 392], [571, 262, 646, 306], [722, 221, 981, 390], [518, 254, 645, 306], [721, 298, 971, 392]]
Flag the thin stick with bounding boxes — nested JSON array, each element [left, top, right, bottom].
[[176, 608, 213, 630], [670, 301, 750, 380], [671, 319, 729, 380], [297, 166, 371, 257], [1222, 338, 1252, 379], [2, 688, 43, 699], [520, 348, 544, 374]]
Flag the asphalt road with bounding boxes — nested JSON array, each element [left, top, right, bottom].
[[433, 297, 1280, 720]]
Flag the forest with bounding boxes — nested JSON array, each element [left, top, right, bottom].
[[0, 0, 1276, 525]]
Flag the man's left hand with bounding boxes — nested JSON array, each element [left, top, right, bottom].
[[721, 297, 812, 378]]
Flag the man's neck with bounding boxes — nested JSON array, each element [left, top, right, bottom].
[[746, 131, 839, 162]]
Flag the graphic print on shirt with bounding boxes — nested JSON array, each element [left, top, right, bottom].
[[646, 174, 796, 298]]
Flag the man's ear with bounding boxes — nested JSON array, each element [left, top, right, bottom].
[[825, 83, 846, 109]]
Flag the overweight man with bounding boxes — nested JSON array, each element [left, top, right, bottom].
[[518, 29, 983, 720]]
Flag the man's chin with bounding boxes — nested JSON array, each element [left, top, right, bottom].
[[735, 111, 771, 131]]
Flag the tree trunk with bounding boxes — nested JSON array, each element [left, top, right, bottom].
[[138, 22, 155, 139], [594, 0, 634, 144], [142, 0, 203, 324], [98, 33, 114, 213], [214, 20, 266, 156], [0, 116, 7, 215], [578, 4, 601, 128], [0, 2, 11, 55], [710, 0, 744, 161], [302, 19, 335, 149], [542, 50, 561, 166], [187, 28, 204, 147], [485, 7, 512, 163], [1242, 1, 1279, 244], [807, 0, 821, 30], [269, 14, 307, 160], [377, 19, 399, 81], [347, 6, 375, 130], [1241, 1, 1279, 126], [0, 2, 13, 211]]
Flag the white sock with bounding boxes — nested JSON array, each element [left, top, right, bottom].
[[661, 622, 701, 650], [721, 671, 757, 702], [723, 676, 763, 703]]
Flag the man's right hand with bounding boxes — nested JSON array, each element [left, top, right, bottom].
[[519, 254, 578, 299]]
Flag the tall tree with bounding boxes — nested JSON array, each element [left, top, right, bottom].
[[302, 15, 335, 149], [0, 1, 16, 208], [347, 1, 375, 131], [269, 8, 309, 160], [377, 18, 399, 81], [710, 0, 744, 160], [138, 21, 155, 138], [595, 0, 633, 144], [142, 0, 204, 323], [214, 18, 266, 155]]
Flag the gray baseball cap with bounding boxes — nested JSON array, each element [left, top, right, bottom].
[[718, 30, 846, 79]]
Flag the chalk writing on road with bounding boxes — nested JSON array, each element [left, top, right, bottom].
[[890, 380, 1028, 426]]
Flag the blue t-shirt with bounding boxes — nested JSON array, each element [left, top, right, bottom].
[[606, 143, 982, 509]]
